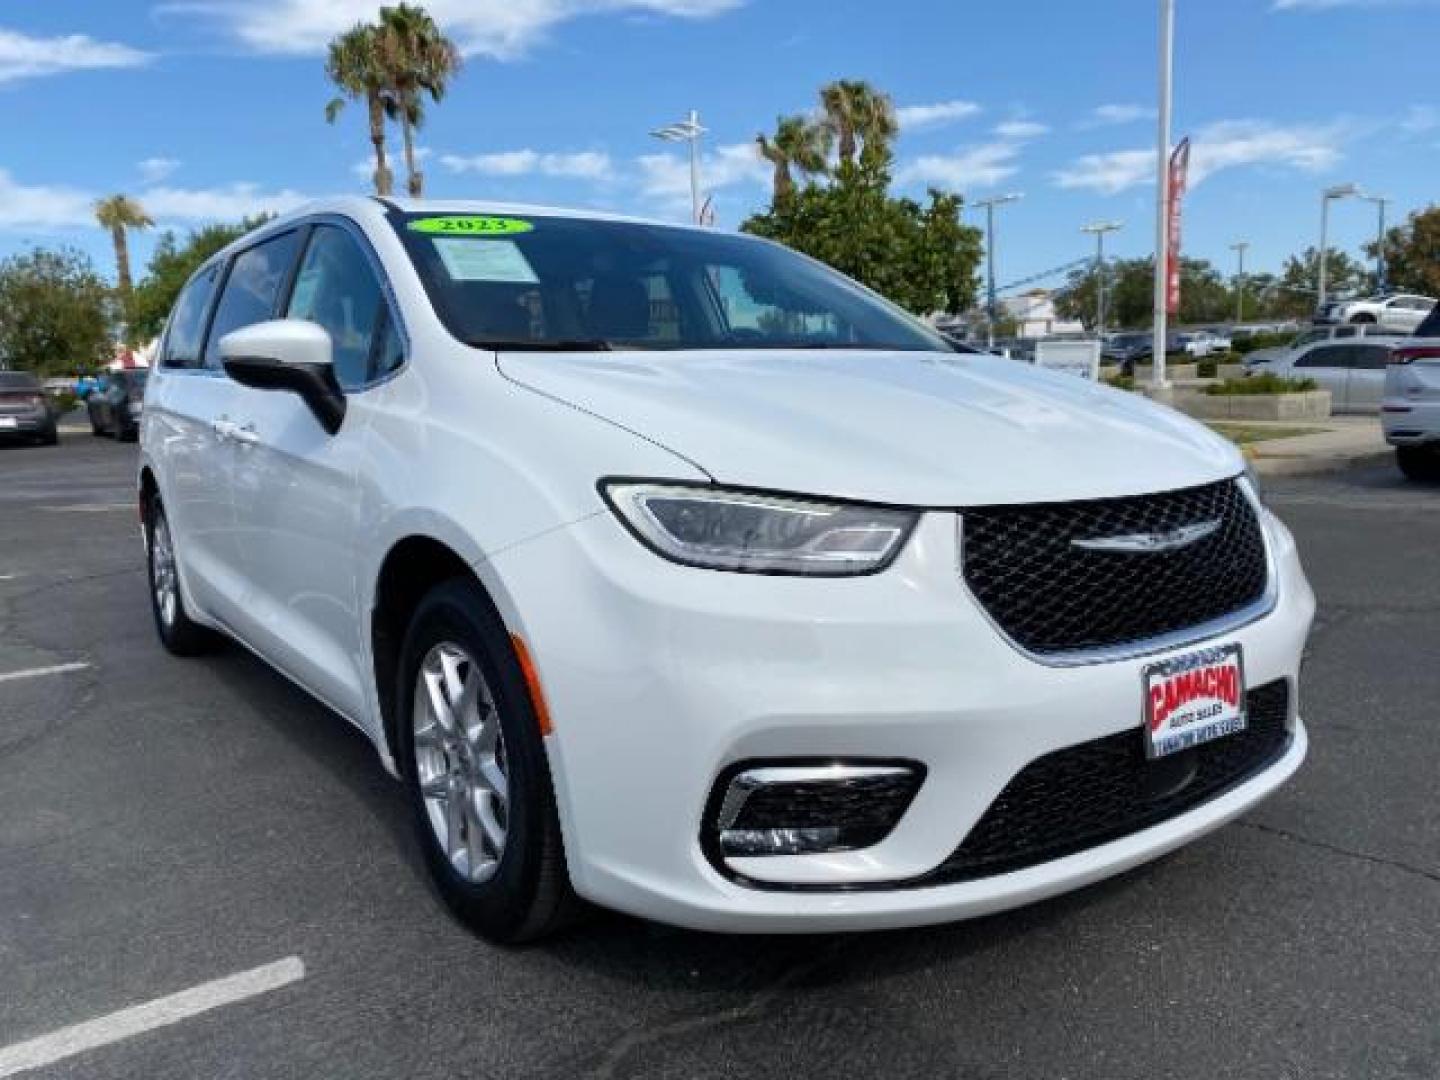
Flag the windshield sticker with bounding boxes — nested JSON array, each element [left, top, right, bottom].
[[433, 238, 539, 284], [407, 216, 534, 236]]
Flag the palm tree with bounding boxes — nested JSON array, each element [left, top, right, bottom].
[[325, 22, 395, 196], [93, 195, 152, 299], [820, 80, 897, 170], [755, 115, 831, 201], [377, 3, 461, 197]]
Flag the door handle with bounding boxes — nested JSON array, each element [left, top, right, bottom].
[[231, 422, 260, 447]]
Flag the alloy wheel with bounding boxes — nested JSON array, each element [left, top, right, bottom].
[[151, 515, 178, 629]]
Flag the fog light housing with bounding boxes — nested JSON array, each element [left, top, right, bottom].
[[706, 761, 925, 860]]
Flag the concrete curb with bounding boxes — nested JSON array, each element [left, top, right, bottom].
[[1250, 449, 1393, 478]]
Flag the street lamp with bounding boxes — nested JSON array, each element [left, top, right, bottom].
[[1152, 0, 1175, 389], [1362, 193, 1391, 294], [650, 109, 706, 226], [1229, 240, 1249, 324], [1318, 182, 1361, 311], [1081, 221, 1123, 335], [974, 192, 1023, 346]]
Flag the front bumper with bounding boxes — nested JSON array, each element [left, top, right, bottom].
[[489, 500, 1314, 933]]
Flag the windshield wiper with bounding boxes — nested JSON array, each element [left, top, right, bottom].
[[465, 339, 613, 352]]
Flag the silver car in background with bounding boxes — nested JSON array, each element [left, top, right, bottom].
[[1250, 337, 1403, 413]]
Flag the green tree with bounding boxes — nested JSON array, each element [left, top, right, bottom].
[[93, 194, 153, 302], [0, 248, 112, 376], [1056, 257, 1163, 329], [326, 22, 395, 196], [1278, 247, 1372, 312], [128, 215, 273, 343], [1367, 205, 1440, 296], [377, 3, 461, 197], [819, 80, 898, 173], [755, 114, 831, 202]]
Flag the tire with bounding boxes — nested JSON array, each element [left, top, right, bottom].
[[1396, 445, 1440, 483], [90, 413, 103, 436], [396, 578, 576, 943], [144, 498, 221, 656], [40, 426, 58, 447]]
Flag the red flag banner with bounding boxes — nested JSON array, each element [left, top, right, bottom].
[[1165, 137, 1191, 317]]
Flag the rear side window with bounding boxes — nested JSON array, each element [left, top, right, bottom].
[[1352, 345, 1391, 370], [285, 225, 388, 390], [1296, 345, 1348, 369], [204, 231, 302, 370], [162, 265, 220, 370]]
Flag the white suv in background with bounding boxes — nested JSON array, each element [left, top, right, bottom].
[[1317, 293, 1435, 332], [1383, 341, 1440, 481], [138, 198, 1314, 941]]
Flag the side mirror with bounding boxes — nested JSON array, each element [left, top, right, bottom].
[[220, 320, 346, 435]]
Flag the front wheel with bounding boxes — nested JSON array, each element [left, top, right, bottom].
[[1397, 445, 1440, 483], [397, 579, 576, 943]]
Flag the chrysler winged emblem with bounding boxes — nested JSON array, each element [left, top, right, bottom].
[[1071, 519, 1221, 554]]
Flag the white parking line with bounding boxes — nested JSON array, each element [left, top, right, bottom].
[[39, 503, 133, 514], [0, 957, 305, 1077], [0, 663, 91, 685]]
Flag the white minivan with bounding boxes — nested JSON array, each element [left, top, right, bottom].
[[139, 198, 1314, 941]]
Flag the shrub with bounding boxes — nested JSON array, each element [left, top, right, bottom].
[[1196, 359, 1218, 378], [1206, 373, 1318, 396], [48, 389, 79, 415], [1103, 374, 1136, 391], [1231, 331, 1295, 356]]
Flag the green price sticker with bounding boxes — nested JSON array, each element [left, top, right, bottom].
[[407, 216, 534, 236]]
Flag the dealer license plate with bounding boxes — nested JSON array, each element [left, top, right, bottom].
[[1142, 644, 1246, 759], [0, 417, 17, 430]]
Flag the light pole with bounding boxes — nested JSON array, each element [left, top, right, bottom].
[[1318, 182, 1361, 311], [1363, 193, 1391, 293], [1229, 240, 1249, 324], [974, 193, 1023, 346], [650, 109, 706, 225], [1152, 0, 1175, 389], [1081, 221, 1123, 335]]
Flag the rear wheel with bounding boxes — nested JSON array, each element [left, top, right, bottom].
[[145, 499, 220, 656], [396, 578, 576, 943], [1397, 445, 1440, 483]]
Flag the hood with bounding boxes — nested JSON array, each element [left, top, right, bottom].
[[498, 349, 1243, 506]]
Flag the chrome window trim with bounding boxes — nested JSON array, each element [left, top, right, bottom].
[[953, 475, 1279, 669]]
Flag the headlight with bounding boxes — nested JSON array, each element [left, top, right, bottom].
[[601, 481, 919, 576]]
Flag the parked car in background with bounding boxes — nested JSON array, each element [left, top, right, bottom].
[[1101, 331, 1152, 371], [87, 369, 148, 441], [0, 371, 59, 446], [1315, 293, 1436, 332], [1176, 330, 1231, 358], [138, 196, 1313, 941], [1382, 341, 1440, 481], [1243, 322, 1394, 370], [1253, 337, 1404, 413]]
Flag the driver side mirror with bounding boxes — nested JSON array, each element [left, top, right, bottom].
[[220, 320, 346, 435]]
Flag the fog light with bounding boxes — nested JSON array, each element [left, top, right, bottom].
[[708, 762, 924, 859]]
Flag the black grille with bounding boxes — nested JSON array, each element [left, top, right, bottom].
[[961, 479, 1268, 656], [926, 680, 1291, 884]]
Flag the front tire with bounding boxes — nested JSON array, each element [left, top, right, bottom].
[[145, 498, 220, 656], [1397, 445, 1440, 483], [396, 579, 575, 943]]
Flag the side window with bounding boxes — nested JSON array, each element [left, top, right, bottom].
[[1353, 345, 1390, 370], [285, 225, 388, 390], [204, 231, 302, 370], [1296, 345, 1348, 369], [162, 265, 220, 370]]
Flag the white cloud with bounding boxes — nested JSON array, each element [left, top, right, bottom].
[[351, 147, 432, 180], [1083, 103, 1155, 128], [1400, 104, 1439, 133], [0, 28, 151, 84], [896, 100, 982, 132], [139, 183, 311, 221], [440, 149, 614, 180], [0, 170, 95, 229], [1053, 119, 1344, 193], [162, 0, 744, 58], [138, 157, 181, 183], [637, 141, 767, 218], [992, 119, 1049, 140], [897, 142, 1024, 191]]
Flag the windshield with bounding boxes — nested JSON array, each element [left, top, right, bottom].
[[393, 213, 952, 353]]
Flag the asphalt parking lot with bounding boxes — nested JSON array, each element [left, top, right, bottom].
[[1, 435, 1437, 1080]]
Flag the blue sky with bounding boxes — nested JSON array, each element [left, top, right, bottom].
[[4, 0, 1438, 295]]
